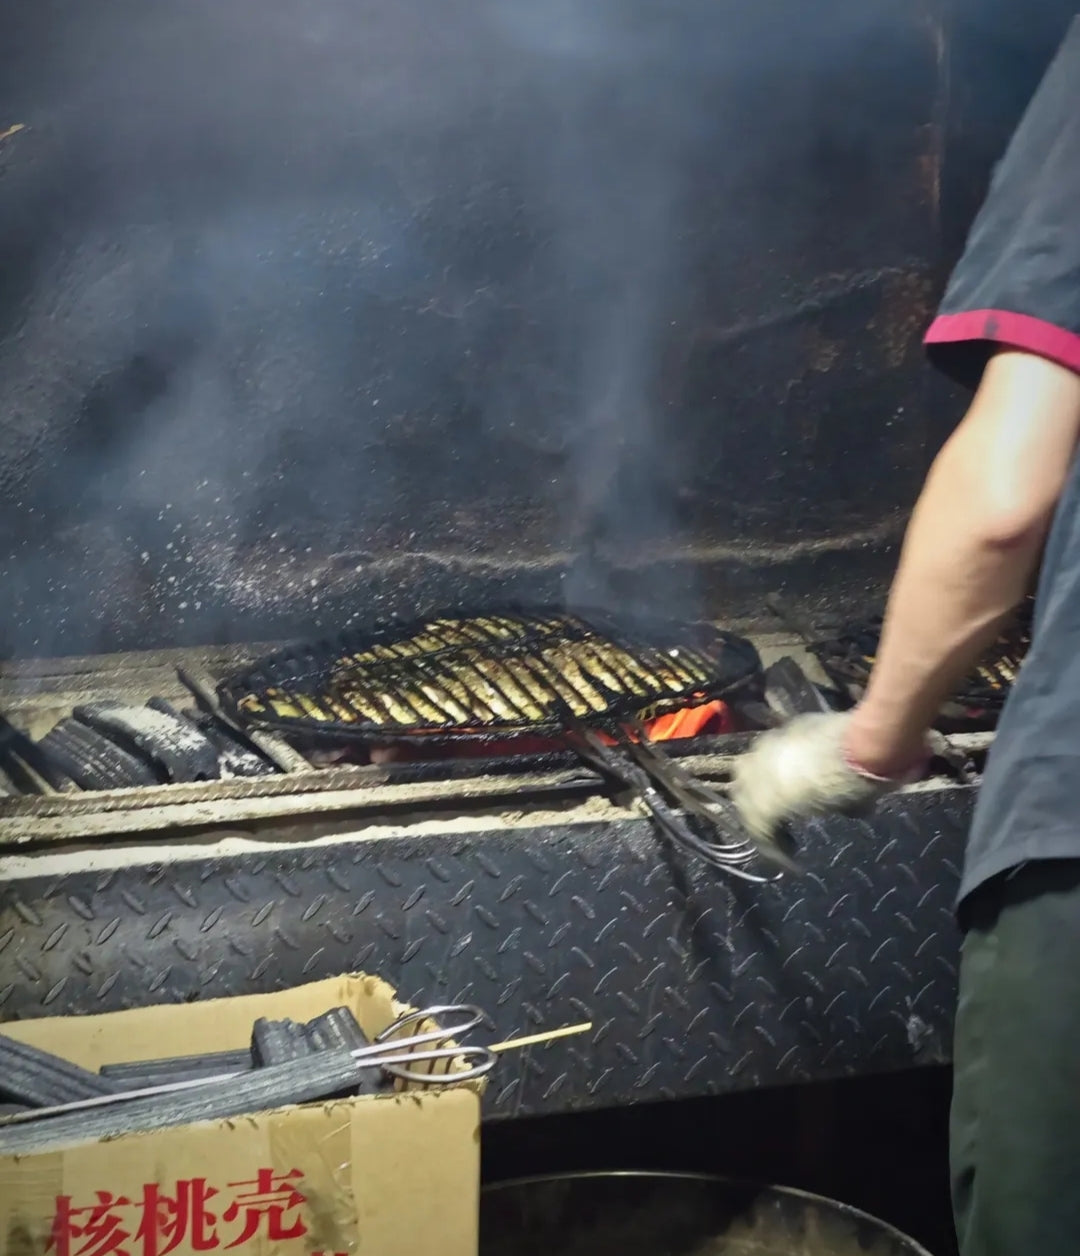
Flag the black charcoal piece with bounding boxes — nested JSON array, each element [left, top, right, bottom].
[[763, 657, 834, 719], [39, 719, 162, 789], [253, 1009, 384, 1095], [176, 666, 298, 774], [251, 1017, 310, 1066], [0, 1050, 371, 1155], [0, 713, 73, 792], [304, 1006, 369, 1052], [0, 763, 16, 795], [100, 1048, 251, 1087], [73, 699, 221, 783], [193, 717, 276, 778], [0, 1034, 118, 1107], [304, 1007, 384, 1095]]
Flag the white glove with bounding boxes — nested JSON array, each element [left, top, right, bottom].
[[730, 712, 926, 855]]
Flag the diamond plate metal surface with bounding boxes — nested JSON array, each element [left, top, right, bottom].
[[0, 788, 972, 1118]]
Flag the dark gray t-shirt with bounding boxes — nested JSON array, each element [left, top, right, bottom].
[[922, 16, 1080, 904]]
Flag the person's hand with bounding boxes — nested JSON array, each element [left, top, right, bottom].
[[730, 711, 929, 857]]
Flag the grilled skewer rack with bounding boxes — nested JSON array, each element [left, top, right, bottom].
[[768, 593, 1034, 726]]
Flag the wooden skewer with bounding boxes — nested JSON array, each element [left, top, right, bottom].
[[490, 1021, 593, 1053]]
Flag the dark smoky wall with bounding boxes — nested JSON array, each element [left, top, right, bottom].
[[0, 0, 1073, 656]]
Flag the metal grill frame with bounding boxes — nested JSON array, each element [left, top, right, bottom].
[[806, 602, 1033, 714], [216, 607, 764, 744]]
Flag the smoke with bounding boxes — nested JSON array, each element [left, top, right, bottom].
[[480, 0, 712, 612], [0, 0, 987, 656]]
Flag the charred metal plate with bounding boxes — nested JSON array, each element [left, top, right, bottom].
[[0, 787, 971, 1118]]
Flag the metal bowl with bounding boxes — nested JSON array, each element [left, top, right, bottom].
[[480, 1171, 934, 1256]]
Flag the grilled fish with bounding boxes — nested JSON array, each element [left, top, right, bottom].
[[223, 609, 761, 738]]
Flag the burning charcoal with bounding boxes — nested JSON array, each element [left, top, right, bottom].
[[100, 1048, 252, 1087], [38, 718, 163, 790], [72, 699, 221, 783], [306, 745, 356, 767], [0, 1033, 118, 1107]]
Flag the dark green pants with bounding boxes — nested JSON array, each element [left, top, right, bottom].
[[951, 860, 1080, 1256]]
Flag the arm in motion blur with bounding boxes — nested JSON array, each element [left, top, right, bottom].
[[849, 348, 1080, 770], [732, 348, 1080, 848]]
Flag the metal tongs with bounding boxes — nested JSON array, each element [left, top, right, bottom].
[[0, 1004, 494, 1128], [374, 1004, 495, 1084], [565, 723, 800, 882]]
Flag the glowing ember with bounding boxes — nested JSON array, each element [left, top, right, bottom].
[[364, 699, 734, 764]]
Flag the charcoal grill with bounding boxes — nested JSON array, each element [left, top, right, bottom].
[[217, 608, 764, 743], [0, 629, 978, 1121], [212, 608, 778, 882]]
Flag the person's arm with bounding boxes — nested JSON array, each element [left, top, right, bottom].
[[732, 348, 1080, 851], [846, 347, 1080, 775]]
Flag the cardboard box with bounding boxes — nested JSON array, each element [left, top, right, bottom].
[[0, 974, 482, 1256]]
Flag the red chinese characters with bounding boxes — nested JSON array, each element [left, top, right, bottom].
[[222, 1169, 306, 1248], [48, 1170, 311, 1256], [137, 1179, 219, 1256], [50, 1192, 133, 1256]]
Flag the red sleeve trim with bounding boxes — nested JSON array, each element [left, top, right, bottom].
[[924, 309, 1080, 376]]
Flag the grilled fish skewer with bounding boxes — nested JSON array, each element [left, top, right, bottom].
[[228, 610, 760, 738]]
